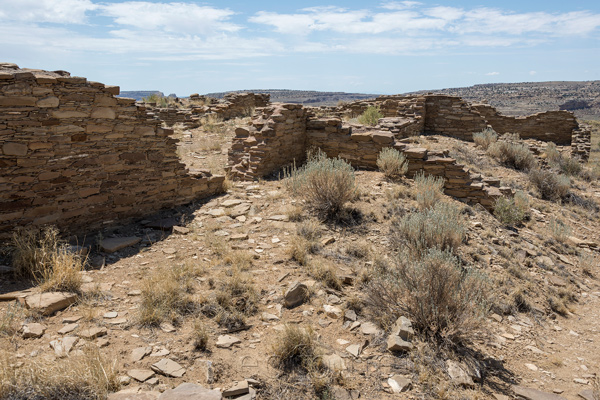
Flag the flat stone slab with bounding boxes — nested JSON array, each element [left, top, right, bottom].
[[108, 391, 160, 400], [24, 292, 77, 315], [79, 327, 107, 340], [22, 323, 46, 338], [130, 346, 152, 362], [223, 380, 249, 397], [100, 237, 141, 253], [158, 383, 221, 400], [283, 281, 308, 308], [128, 369, 155, 382], [58, 323, 79, 335], [216, 335, 241, 348], [512, 385, 567, 400], [151, 358, 186, 378], [50, 336, 78, 357]]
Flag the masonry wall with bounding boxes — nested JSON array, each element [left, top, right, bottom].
[[0, 64, 224, 239], [228, 103, 306, 180], [423, 95, 489, 140], [472, 104, 577, 145]]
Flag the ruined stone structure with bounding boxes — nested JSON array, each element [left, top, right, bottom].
[[228, 94, 591, 209], [0, 64, 224, 239], [145, 92, 270, 128], [229, 105, 510, 209]]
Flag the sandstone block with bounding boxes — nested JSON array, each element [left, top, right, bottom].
[[0, 96, 36, 106], [24, 292, 77, 315], [91, 107, 116, 119], [2, 142, 28, 156], [36, 96, 59, 108]]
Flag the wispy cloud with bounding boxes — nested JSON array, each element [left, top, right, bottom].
[[486, 72, 500, 76], [0, 0, 96, 24]]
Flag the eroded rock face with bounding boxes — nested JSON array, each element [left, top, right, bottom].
[[283, 281, 308, 308]]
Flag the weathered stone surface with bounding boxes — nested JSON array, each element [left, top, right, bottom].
[[108, 391, 160, 400], [50, 336, 78, 357], [158, 383, 221, 400], [58, 323, 79, 335], [127, 369, 155, 382], [24, 292, 77, 315], [283, 281, 308, 308], [512, 385, 567, 400], [446, 360, 474, 388], [324, 305, 343, 319], [391, 316, 414, 341], [22, 323, 46, 338], [3, 142, 28, 156], [322, 354, 346, 371], [360, 322, 382, 335], [79, 327, 107, 340], [151, 358, 186, 378], [100, 237, 141, 253], [216, 335, 241, 348], [388, 375, 412, 393], [36, 96, 59, 107], [387, 335, 413, 352], [223, 380, 249, 397], [130, 346, 153, 362]]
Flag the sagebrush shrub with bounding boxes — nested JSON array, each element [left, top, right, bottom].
[[414, 171, 445, 210], [366, 249, 488, 345], [488, 134, 536, 171], [528, 168, 570, 201], [285, 150, 357, 217], [357, 105, 383, 126], [494, 191, 529, 226], [390, 201, 465, 255], [549, 217, 571, 243], [377, 147, 408, 179], [473, 128, 498, 150]]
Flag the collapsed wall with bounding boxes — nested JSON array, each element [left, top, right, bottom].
[[0, 63, 224, 239], [146, 92, 270, 128], [228, 107, 509, 209]]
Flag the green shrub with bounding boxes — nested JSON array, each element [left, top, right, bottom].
[[366, 249, 488, 345], [357, 106, 383, 126], [494, 191, 529, 226], [377, 147, 408, 179], [528, 168, 570, 201], [488, 134, 536, 171], [390, 202, 466, 255], [473, 128, 498, 150], [414, 171, 445, 210], [285, 150, 357, 217]]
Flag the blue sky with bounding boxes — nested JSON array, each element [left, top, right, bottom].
[[1, 0, 599, 96]]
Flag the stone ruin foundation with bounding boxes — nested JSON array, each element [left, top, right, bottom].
[[0, 63, 224, 240], [228, 94, 592, 210]]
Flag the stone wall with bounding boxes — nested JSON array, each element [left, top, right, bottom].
[[228, 108, 508, 209], [423, 95, 488, 140], [472, 104, 577, 145], [228, 103, 306, 180], [0, 64, 224, 239]]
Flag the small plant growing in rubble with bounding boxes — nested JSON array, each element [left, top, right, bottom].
[[285, 149, 357, 218], [488, 133, 536, 171], [494, 191, 529, 226], [473, 128, 498, 150], [377, 147, 408, 179], [358, 105, 383, 126]]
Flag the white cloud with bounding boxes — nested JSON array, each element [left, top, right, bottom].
[[486, 72, 500, 76], [529, 70, 537, 75], [99, 2, 240, 35], [0, 0, 96, 24], [381, 1, 422, 11]]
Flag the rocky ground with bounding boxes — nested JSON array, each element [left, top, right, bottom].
[[1, 122, 600, 400]]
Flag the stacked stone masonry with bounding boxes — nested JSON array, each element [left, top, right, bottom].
[[0, 63, 224, 239], [228, 94, 590, 209], [145, 92, 270, 128]]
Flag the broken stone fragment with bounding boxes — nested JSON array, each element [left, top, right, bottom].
[[216, 335, 241, 349], [23, 292, 77, 315], [222, 380, 249, 397], [151, 358, 186, 378], [283, 281, 308, 308], [22, 323, 46, 339], [387, 335, 413, 352], [158, 383, 221, 400], [100, 237, 141, 253], [127, 369, 155, 382], [388, 375, 412, 393]]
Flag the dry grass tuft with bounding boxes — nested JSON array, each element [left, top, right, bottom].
[[0, 345, 119, 400], [137, 263, 199, 327], [0, 303, 24, 338], [192, 319, 209, 351], [549, 217, 571, 243], [309, 260, 342, 291], [11, 227, 84, 293], [271, 325, 321, 372]]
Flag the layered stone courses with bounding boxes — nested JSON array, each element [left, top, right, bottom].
[[0, 63, 224, 239], [228, 93, 589, 209]]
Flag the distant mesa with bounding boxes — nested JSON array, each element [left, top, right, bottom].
[[118, 91, 164, 101], [559, 99, 591, 111]]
